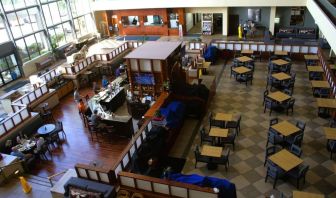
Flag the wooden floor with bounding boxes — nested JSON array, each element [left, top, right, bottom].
[[31, 83, 131, 180]]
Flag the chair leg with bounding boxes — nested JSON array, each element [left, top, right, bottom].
[[265, 175, 268, 183], [273, 177, 277, 189]]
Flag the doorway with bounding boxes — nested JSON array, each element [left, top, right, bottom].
[[228, 14, 239, 36], [213, 13, 223, 34]]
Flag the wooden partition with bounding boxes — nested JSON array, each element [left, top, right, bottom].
[[0, 107, 31, 137], [39, 69, 59, 84], [75, 163, 114, 185], [317, 48, 336, 96], [127, 40, 144, 49], [11, 84, 49, 112], [118, 172, 218, 198], [210, 40, 318, 54]]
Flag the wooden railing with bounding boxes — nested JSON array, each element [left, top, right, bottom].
[[74, 163, 114, 185], [127, 40, 144, 49], [0, 107, 31, 137], [210, 40, 318, 54], [186, 41, 207, 50], [118, 172, 218, 198], [317, 47, 336, 96], [11, 84, 49, 112], [39, 69, 59, 84]]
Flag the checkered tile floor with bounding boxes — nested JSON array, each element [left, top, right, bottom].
[[181, 59, 336, 198]]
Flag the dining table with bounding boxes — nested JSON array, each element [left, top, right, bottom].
[[268, 149, 303, 172], [201, 145, 222, 170], [15, 139, 36, 153], [37, 123, 56, 136]]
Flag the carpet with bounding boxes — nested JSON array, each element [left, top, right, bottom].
[[4, 80, 30, 93], [116, 35, 160, 41], [164, 157, 186, 173]]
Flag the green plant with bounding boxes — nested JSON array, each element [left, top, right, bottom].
[[50, 34, 65, 49]]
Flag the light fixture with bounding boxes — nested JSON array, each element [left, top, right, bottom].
[[274, 17, 280, 24]]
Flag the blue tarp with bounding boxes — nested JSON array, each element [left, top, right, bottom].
[[160, 101, 185, 129]]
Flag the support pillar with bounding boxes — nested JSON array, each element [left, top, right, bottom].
[[222, 7, 228, 36], [269, 7, 276, 35]]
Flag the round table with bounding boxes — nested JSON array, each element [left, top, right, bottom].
[[37, 124, 56, 135]]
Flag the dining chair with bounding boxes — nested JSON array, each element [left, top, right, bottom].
[[237, 72, 253, 86], [281, 98, 295, 115], [37, 143, 52, 160], [264, 98, 276, 116], [296, 121, 306, 132], [230, 65, 238, 78], [269, 118, 278, 127], [315, 88, 330, 98], [88, 123, 100, 142], [290, 144, 303, 157], [265, 162, 285, 189], [286, 164, 309, 189], [264, 145, 281, 166], [263, 90, 269, 106], [199, 126, 213, 145], [327, 140, 336, 159], [221, 130, 237, 150], [212, 147, 230, 171], [266, 129, 284, 148], [226, 115, 241, 135], [286, 133, 304, 147], [194, 145, 210, 168], [54, 121, 66, 140]]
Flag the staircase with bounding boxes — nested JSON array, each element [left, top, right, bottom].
[[25, 174, 55, 188]]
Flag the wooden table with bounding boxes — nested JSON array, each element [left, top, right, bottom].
[[198, 61, 211, 73], [274, 51, 288, 56], [272, 59, 289, 66], [323, 127, 336, 140], [316, 98, 336, 109], [271, 121, 301, 136], [304, 55, 319, 61], [37, 124, 56, 135], [214, 113, 233, 121], [201, 145, 223, 170], [307, 66, 323, 72], [293, 191, 324, 198], [268, 149, 303, 171], [232, 66, 251, 74], [236, 56, 253, 63], [267, 91, 291, 103], [0, 153, 24, 184], [272, 72, 291, 81], [241, 50, 253, 55], [311, 80, 330, 88], [209, 128, 228, 138]]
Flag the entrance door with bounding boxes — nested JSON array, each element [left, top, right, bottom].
[[228, 14, 239, 36]]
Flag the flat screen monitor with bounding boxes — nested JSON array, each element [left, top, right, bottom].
[[135, 73, 155, 85]]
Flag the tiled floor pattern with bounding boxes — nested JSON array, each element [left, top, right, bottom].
[[181, 59, 336, 197]]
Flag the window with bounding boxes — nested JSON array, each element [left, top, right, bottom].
[[0, 17, 10, 44], [121, 16, 139, 26], [69, 0, 91, 17], [169, 13, 179, 28], [144, 15, 163, 26], [0, 54, 22, 85]]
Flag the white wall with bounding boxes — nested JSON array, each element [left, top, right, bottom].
[[22, 52, 53, 77], [186, 13, 194, 32]]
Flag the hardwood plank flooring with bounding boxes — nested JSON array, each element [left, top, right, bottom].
[[30, 84, 131, 180]]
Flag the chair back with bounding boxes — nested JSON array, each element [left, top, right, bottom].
[[264, 90, 269, 97], [223, 147, 230, 158], [289, 98, 295, 107], [299, 165, 309, 177], [266, 164, 278, 178], [296, 121, 306, 132], [270, 118, 278, 126], [290, 144, 302, 157], [329, 140, 336, 150]]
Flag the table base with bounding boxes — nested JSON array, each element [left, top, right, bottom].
[[207, 163, 218, 170]]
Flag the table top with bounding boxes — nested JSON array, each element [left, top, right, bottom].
[[267, 91, 291, 103], [214, 113, 233, 121], [316, 98, 336, 109], [307, 66, 323, 72], [311, 81, 330, 88], [323, 127, 336, 140], [201, 145, 222, 158], [241, 50, 253, 54], [271, 121, 301, 136], [209, 128, 228, 138], [198, 61, 211, 69], [304, 55, 319, 60], [232, 66, 251, 74], [236, 56, 253, 62], [293, 191, 324, 198], [272, 72, 291, 81], [274, 51, 288, 56], [269, 149, 303, 171], [16, 139, 36, 153], [37, 124, 56, 135], [272, 59, 289, 66], [0, 153, 20, 167]]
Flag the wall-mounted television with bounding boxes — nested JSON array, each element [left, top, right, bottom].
[[135, 73, 155, 85], [248, 9, 261, 22]]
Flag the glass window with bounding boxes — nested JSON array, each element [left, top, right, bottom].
[[169, 13, 179, 28], [121, 16, 139, 26], [15, 39, 29, 62], [50, 2, 62, 24], [0, 17, 10, 44], [7, 12, 23, 38], [35, 32, 48, 55], [2, 0, 14, 11], [16, 10, 34, 36], [70, 0, 90, 17], [42, 4, 53, 27], [25, 34, 39, 59], [63, 22, 73, 42], [58, 0, 69, 22], [28, 7, 43, 32], [144, 15, 163, 26], [0, 54, 22, 85]]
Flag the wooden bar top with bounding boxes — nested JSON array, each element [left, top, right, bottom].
[[316, 98, 336, 109], [311, 81, 330, 88], [236, 56, 252, 62], [293, 191, 324, 198], [269, 149, 303, 171], [274, 51, 288, 56], [144, 92, 169, 118], [201, 145, 222, 158], [304, 55, 319, 60], [232, 66, 251, 74], [214, 113, 233, 121], [323, 127, 336, 140], [272, 72, 291, 81], [209, 128, 228, 138], [307, 66, 323, 72], [267, 91, 291, 103], [272, 59, 289, 66], [271, 121, 300, 136], [241, 50, 253, 54]]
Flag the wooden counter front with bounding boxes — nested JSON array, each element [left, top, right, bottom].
[[144, 92, 169, 118]]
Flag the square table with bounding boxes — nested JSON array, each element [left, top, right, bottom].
[[307, 66, 323, 72], [232, 66, 251, 74], [271, 121, 301, 136], [214, 113, 233, 121], [201, 145, 222, 158], [323, 127, 336, 140], [304, 55, 319, 61], [268, 149, 303, 171], [272, 72, 291, 81], [274, 51, 288, 56], [241, 50, 253, 55], [209, 128, 228, 138], [267, 91, 291, 103], [236, 56, 253, 63], [311, 80, 330, 88], [293, 191, 324, 198], [316, 98, 336, 109], [272, 59, 289, 66]]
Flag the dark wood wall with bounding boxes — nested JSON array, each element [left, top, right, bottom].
[[101, 8, 185, 36]]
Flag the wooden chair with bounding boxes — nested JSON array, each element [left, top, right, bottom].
[[226, 115, 241, 135], [212, 147, 230, 171], [88, 123, 100, 142], [265, 162, 285, 189], [194, 145, 210, 168], [286, 164, 309, 189]]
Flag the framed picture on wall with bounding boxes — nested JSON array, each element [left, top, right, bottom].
[[248, 9, 261, 22], [290, 7, 305, 26]]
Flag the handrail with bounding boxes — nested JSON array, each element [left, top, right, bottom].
[[39, 69, 59, 84], [314, 0, 336, 27], [0, 107, 31, 137], [47, 169, 67, 187]]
